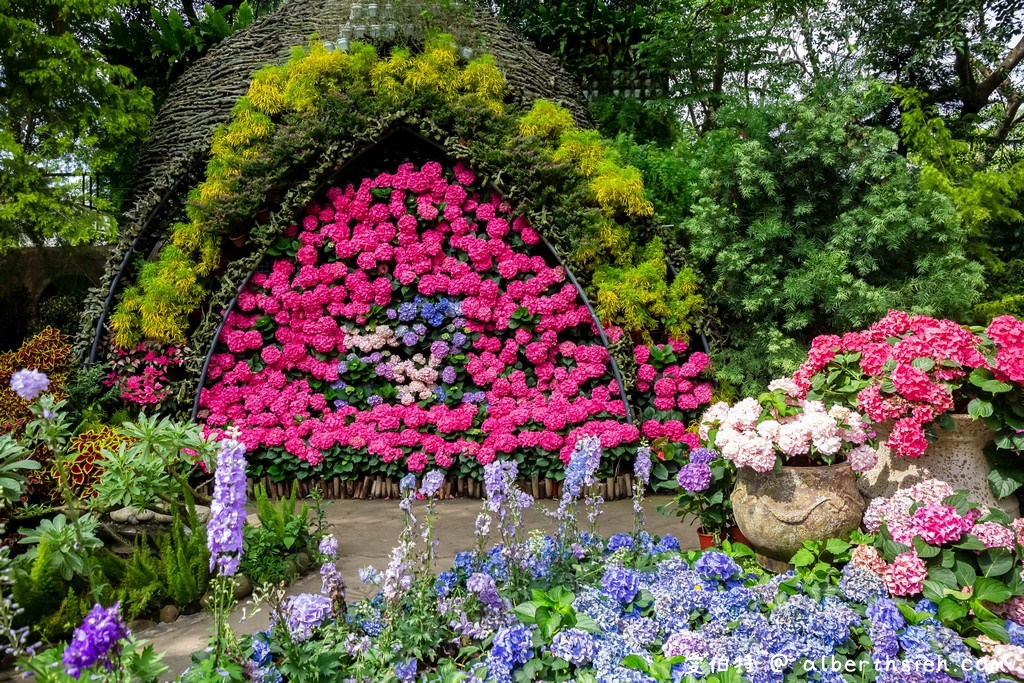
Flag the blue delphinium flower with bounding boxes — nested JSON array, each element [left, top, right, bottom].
[[395, 658, 418, 683], [420, 470, 445, 497], [549, 628, 598, 665], [399, 473, 417, 493], [694, 551, 741, 581], [250, 636, 272, 666], [207, 436, 247, 576], [62, 602, 129, 678], [10, 368, 50, 401], [601, 566, 642, 603], [467, 572, 503, 610]]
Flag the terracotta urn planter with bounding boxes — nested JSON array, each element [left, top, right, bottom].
[[858, 414, 1019, 518], [731, 461, 865, 572]]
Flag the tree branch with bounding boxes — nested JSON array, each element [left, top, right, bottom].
[[975, 35, 1024, 107]]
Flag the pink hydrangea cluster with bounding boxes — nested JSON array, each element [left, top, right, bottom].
[[883, 551, 928, 596], [698, 382, 873, 473], [793, 310, 1024, 458], [104, 341, 183, 406], [863, 478, 1019, 553], [199, 161, 647, 472], [633, 343, 713, 455]]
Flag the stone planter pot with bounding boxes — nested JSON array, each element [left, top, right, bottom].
[[732, 461, 865, 572], [858, 414, 1019, 518]]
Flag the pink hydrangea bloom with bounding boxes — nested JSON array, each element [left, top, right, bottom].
[[883, 551, 927, 596]]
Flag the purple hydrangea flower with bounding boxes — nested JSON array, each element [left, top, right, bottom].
[[398, 302, 417, 322], [278, 593, 333, 642], [420, 470, 445, 497], [634, 446, 652, 485], [430, 340, 450, 359], [601, 567, 642, 603], [367, 394, 384, 407], [676, 462, 712, 492], [452, 332, 467, 348], [689, 448, 718, 465], [549, 628, 597, 665], [62, 602, 129, 678], [412, 323, 427, 336], [386, 308, 398, 320], [10, 368, 49, 401], [441, 366, 457, 384], [207, 436, 247, 576], [402, 331, 419, 346], [694, 551, 741, 581]]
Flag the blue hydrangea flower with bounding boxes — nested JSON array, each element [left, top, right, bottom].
[[278, 593, 334, 642], [490, 623, 534, 668], [694, 551, 741, 581], [601, 567, 642, 603], [549, 628, 597, 665], [838, 564, 887, 604], [606, 533, 633, 553], [688, 448, 718, 465]]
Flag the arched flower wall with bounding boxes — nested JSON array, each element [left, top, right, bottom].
[[198, 160, 657, 479]]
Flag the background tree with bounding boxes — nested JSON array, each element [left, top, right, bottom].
[[0, 0, 153, 252]]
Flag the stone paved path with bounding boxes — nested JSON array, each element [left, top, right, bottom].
[[138, 496, 698, 679]]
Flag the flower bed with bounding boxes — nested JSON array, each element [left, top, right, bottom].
[[197, 161, 712, 487]]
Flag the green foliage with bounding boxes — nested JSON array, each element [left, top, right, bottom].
[[674, 84, 984, 392], [0, 433, 41, 508], [0, 0, 153, 252], [254, 481, 310, 552], [93, 413, 214, 513], [156, 505, 210, 607], [113, 541, 164, 621], [18, 514, 103, 582], [895, 87, 1024, 324]]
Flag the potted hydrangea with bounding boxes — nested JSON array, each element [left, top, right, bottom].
[[791, 310, 1024, 511], [660, 447, 739, 549], [699, 379, 877, 570]]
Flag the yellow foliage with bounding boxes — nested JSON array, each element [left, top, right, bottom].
[[246, 68, 288, 115], [592, 238, 702, 342], [591, 161, 654, 217], [370, 47, 414, 102], [459, 54, 506, 115], [518, 100, 575, 140], [553, 130, 608, 177]]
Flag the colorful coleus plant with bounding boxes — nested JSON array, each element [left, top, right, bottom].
[[199, 160, 644, 477], [103, 341, 184, 407]]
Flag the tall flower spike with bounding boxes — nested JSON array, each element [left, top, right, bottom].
[[207, 435, 247, 576]]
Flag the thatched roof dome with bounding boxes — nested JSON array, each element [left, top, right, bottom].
[[126, 1, 592, 216]]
